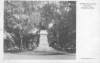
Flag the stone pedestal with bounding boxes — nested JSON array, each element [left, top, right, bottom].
[[34, 30, 55, 52]]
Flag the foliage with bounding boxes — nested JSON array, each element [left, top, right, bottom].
[[4, 1, 76, 53], [4, 1, 41, 51], [45, 1, 76, 53]]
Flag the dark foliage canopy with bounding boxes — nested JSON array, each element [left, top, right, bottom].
[[4, 1, 76, 52]]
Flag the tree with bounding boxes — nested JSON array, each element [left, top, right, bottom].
[[4, 1, 41, 51], [42, 1, 76, 53]]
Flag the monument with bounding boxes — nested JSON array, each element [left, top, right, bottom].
[[34, 30, 55, 52]]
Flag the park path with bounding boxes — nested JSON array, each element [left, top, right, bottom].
[[4, 30, 75, 60]]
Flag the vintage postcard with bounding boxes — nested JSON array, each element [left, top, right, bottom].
[[0, 0, 99, 63]]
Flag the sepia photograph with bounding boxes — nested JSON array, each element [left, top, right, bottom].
[[4, 0, 76, 60]]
